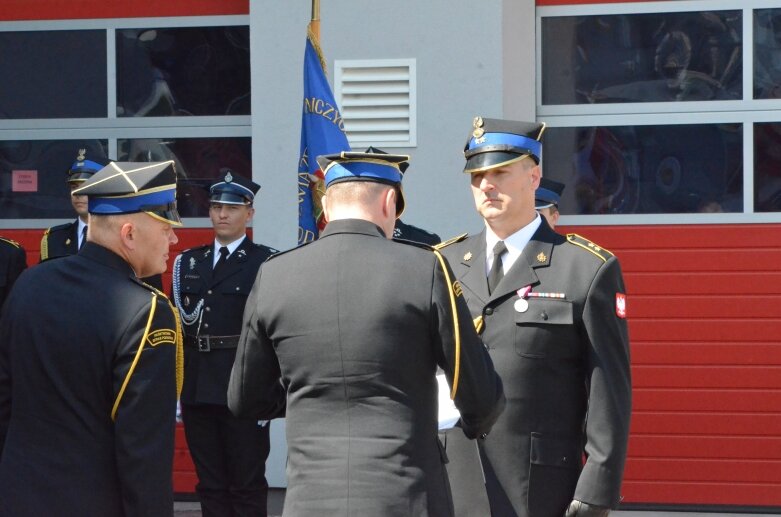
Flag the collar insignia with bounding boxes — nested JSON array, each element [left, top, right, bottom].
[[189, 257, 196, 270], [237, 249, 246, 257], [537, 252, 547, 263], [463, 251, 473, 261], [65, 238, 71, 245]]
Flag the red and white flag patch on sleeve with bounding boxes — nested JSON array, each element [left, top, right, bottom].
[[615, 293, 627, 318]]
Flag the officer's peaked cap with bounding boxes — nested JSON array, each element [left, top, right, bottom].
[[67, 148, 111, 184], [317, 151, 410, 217], [535, 177, 565, 209], [464, 117, 546, 173], [209, 168, 260, 205], [364, 146, 410, 174], [73, 161, 182, 225]]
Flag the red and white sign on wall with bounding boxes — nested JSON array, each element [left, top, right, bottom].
[[12, 170, 38, 192]]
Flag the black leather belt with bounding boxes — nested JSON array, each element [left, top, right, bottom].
[[186, 335, 240, 352]]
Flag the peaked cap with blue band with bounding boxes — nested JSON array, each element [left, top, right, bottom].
[[464, 117, 546, 173], [317, 151, 410, 217], [72, 160, 182, 226], [67, 149, 111, 184], [209, 168, 260, 206], [536, 177, 565, 209]]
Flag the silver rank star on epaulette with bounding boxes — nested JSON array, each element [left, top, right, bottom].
[[189, 257, 196, 270], [393, 227, 402, 238]]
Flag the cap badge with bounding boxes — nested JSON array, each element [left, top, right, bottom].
[[77, 148, 86, 162], [536, 252, 547, 263], [225, 171, 233, 183], [189, 257, 196, 270], [472, 116, 485, 139], [463, 251, 472, 261]]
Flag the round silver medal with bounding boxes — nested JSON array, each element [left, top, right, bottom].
[[514, 298, 529, 313]]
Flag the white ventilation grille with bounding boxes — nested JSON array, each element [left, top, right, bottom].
[[334, 59, 416, 148]]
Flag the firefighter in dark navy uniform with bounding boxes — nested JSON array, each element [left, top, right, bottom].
[[0, 237, 26, 312], [438, 118, 631, 517], [228, 151, 505, 516], [39, 149, 109, 261], [0, 161, 183, 516], [173, 169, 277, 517], [535, 177, 565, 230]]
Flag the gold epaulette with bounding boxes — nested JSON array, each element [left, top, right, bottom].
[[0, 237, 21, 248], [40, 228, 51, 261], [433, 233, 468, 250], [566, 233, 614, 262]]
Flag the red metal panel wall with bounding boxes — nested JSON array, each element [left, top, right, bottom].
[[558, 223, 781, 508]]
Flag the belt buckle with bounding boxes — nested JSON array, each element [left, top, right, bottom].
[[198, 336, 210, 352]]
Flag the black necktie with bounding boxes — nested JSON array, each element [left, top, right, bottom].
[[487, 241, 507, 294], [213, 246, 229, 274], [80, 225, 87, 250]]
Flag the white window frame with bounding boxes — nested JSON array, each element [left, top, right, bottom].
[[536, 0, 781, 225], [0, 15, 250, 229]]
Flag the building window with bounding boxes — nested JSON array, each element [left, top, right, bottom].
[[539, 4, 781, 223], [0, 30, 107, 119], [0, 16, 250, 227], [0, 139, 108, 219], [334, 59, 416, 147], [116, 26, 250, 117]]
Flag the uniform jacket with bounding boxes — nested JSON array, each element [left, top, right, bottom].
[[175, 236, 276, 406], [39, 219, 79, 262], [0, 237, 26, 310], [228, 218, 505, 517], [0, 242, 179, 517], [439, 219, 631, 517]]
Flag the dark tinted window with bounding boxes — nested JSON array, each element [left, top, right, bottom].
[[118, 137, 251, 217], [542, 11, 742, 104], [543, 124, 743, 214], [753, 123, 781, 211], [0, 31, 107, 119], [116, 27, 251, 117], [754, 9, 781, 99], [0, 140, 108, 218]]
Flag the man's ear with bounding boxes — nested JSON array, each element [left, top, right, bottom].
[[383, 188, 396, 219], [530, 165, 542, 189], [321, 194, 330, 223], [119, 221, 136, 250]]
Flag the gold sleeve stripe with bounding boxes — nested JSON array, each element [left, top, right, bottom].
[[432, 249, 461, 400], [111, 291, 157, 421]]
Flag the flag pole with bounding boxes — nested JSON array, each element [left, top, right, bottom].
[[310, 0, 320, 41]]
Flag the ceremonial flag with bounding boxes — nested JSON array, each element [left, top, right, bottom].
[[297, 24, 350, 244]]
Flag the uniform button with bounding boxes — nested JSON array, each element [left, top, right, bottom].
[[203, 323, 209, 328], [541, 311, 548, 320], [207, 290, 213, 295], [235, 287, 240, 291], [563, 456, 568, 462], [205, 307, 211, 312], [485, 307, 494, 316]]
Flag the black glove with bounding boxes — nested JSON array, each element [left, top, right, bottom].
[[564, 500, 610, 517]]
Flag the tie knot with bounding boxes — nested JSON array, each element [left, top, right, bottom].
[[219, 246, 229, 258], [492, 240, 507, 257]]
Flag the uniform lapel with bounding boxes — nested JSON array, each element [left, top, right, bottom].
[[457, 231, 489, 305]]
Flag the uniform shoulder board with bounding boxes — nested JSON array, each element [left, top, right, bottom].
[[433, 233, 468, 250], [46, 222, 73, 233], [180, 244, 210, 255], [566, 233, 614, 262], [133, 277, 171, 299], [392, 237, 434, 251], [0, 236, 21, 248], [253, 242, 280, 255], [262, 240, 311, 263]]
